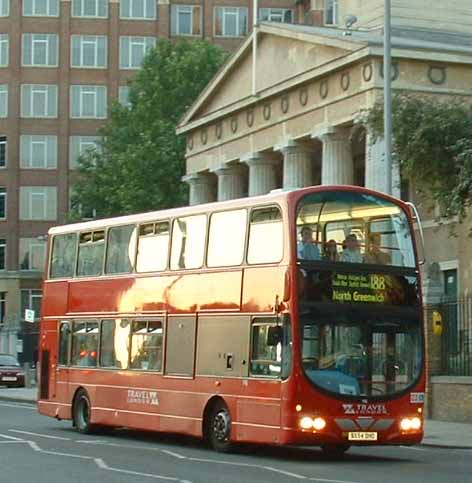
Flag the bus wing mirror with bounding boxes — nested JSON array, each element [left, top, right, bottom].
[[267, 326, 282, 346]]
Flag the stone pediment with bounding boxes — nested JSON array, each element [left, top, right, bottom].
[[178, 23, 368, 131]]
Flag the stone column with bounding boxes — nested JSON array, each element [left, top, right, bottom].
[[242, 152, 279, 197], [316, 127, 354, 185], [277, 140, 314, 189], [365, 132, 401, 197], [182, 172, 216, 206], [212, 164, 246, 201]]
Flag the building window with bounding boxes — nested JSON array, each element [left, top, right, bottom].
[[214, 7, 248, 37], [20, 135, 57, 169], [120, 0, 156, 20], [23, 0, 59, 16], [0, 239, 5, 270], [22, 34, 59, 67], [325, 0, 338, 25], [0, 0, 8, 17], [21, 84, 58, 118], [72, 0, 108, 18], [19, 186, 57, 220], [71, 35, 107, 69], [0, 136, 6, 168], [119, 36, 156, 69], [0, 292, 5, 325], [0, 85, 7, 118], [69, 136, 100, 169], [70, 85, 107, 119], [259, 8, 293, 23], [0, 34, 8, 67], [0, 187, 5, 219], [171, 5, 201, 36], [118, 86, 131, 108], [19, 238, 47, 271], [21, 289, 43, 321]]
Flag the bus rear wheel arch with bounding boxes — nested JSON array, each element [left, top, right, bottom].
[[72, 388, 94, 434], [203, 398, 233, 453]]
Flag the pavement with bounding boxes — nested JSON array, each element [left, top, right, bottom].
[[1, 387, 471, 449]]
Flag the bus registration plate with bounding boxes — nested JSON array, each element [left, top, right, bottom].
[[348, 432, 378, 441]]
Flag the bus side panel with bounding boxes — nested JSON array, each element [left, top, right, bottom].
[[242, 266, 286, 312], [42, 282, 69, 317], [66, 271, 243, 314]]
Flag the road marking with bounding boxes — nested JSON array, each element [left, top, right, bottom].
[[161, 449, 187, 459], [0, 432, 192, 483], [95, 458, 184, 481], [9, 429, 71, 441], [0, 433, 26, 441], [76, 440, 107, 444]]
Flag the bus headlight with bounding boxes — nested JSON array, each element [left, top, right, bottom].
[[410, 417, 422, 430], [299, 416, 326, 431], [313, 417, 326, 430], [300, 417, 314, 430], [400, 418, 412, 431], [400, 417, 422, 431]]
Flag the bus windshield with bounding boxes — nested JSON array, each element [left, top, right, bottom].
[[300, 311, 422, 397], [296, 191, 415, 267]]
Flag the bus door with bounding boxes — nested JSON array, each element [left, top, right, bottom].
[[245, 317, 284, 434], [55, 321, 72, 401]]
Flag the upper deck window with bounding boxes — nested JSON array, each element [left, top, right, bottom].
[[296, 191, 415, 268], [77, 230, 105, 277], [136, 221, 170, 272], [207, 209, 247, 267], [105, 224, 136, 274], [247, 207, 283, 264], [50, 233, 77, 278], [170, 215, 206, 270]]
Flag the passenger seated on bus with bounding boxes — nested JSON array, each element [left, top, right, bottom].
[[297, 226, 321, 260], [340, 234, 363, 263], [363, 233, 391, 265], [323, 239, 339, 262]]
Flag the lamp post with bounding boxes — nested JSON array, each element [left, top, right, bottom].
[[384, 0, 392, 195]]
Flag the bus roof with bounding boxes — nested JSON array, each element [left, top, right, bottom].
[[49, 185, 407, 236]]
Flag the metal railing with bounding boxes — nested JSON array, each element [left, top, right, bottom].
[[427, 298, 472, 376]]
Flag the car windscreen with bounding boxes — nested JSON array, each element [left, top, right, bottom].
[[0, 355, 20, 366]]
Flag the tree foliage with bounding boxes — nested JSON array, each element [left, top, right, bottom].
[[72, 40, 227, 219], [365, 93, 472, 223]]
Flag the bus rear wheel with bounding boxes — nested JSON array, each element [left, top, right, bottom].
[[321, 444, 350, 458], [208, 401, 233, 453], [73, 389, 94, 434]]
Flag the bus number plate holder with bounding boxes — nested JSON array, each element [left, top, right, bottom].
[[348, 432, 378, 441]]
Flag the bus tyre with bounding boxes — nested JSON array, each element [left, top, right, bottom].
[[321, 444, 350, 458], [73, 389, 94, 434], [208, 401, 233, 453]]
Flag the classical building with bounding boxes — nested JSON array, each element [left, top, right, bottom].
[[177, 4, 472, 421], [0, 0, 298, 360]]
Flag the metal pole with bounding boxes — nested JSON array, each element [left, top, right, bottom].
[[383, 0, 392, 195], [252, 0, 258, 96]]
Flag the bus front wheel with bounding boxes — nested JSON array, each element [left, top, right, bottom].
[[73, 389, 94, 434], [321, 444, 350, 458], [208, 401, 233, 453]]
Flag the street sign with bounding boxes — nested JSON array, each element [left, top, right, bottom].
[[25, 309, 35, 323]]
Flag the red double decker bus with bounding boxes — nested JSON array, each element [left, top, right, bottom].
[[38, 186, 425, 455]]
